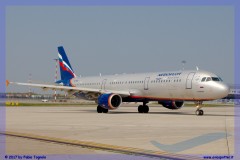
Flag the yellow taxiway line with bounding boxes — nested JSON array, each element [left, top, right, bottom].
[[0, 131, 200, 160]]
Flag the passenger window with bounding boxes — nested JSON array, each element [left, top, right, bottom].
[[201, 77, 206, 82], [206, 77, 211, 81]]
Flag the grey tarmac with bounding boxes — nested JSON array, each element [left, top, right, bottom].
[[4, 104, 235, 156]]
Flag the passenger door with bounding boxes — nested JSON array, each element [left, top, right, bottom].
[[144, 77, 150, 90], [101, 79, 107, 90], [186, 72, 195, 89]]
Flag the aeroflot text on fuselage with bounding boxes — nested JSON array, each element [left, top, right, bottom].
[[158, 72, 182, 76]]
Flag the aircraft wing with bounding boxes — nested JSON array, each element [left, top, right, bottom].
[[6, 81, 131, 97]]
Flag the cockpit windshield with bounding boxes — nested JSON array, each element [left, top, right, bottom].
[[201, 77, 223, 82], [201, 77, 206, 82], [212, 77, 220, 81], [206, 77, 211, 81]]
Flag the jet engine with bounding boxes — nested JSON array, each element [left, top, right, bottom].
[[98, 93, 122, 110], [158, 100, 184, 110]]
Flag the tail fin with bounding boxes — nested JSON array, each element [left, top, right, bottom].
[[57, 46, 76, 82]]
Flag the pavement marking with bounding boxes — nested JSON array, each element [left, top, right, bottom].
[[151, 132, 230, 153], [0, 131, 201, 160]]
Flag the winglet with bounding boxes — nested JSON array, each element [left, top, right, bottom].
[[6, 80, 10, 87]]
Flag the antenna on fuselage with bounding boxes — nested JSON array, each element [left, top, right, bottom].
[[196, 66, 199, 71], [181, 60, 186, 70]]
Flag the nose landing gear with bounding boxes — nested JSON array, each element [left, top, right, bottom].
[[195, 109, 204, 116], [195, 101, 204, 116]]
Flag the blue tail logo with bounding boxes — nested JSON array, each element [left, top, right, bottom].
[[56, 46, 76, 86]]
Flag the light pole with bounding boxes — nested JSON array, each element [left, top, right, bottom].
[[181, 60, 186, 70], [28, 73, 32, 98], [53, 59, 58, 102]]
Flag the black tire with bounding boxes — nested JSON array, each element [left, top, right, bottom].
[[196, 109, 204, 116], [97, 105, 103, 113], [103, 108, 109, 113], [143, 105, 149, 113], [138, 105, 143, 113]]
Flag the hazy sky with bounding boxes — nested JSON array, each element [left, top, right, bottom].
[[6, 6, 234, 92]]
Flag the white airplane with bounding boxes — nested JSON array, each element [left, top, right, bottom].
[[7, 46, 229, 116]]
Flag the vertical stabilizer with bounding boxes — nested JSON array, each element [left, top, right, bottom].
[[57, 46, 76, 84]]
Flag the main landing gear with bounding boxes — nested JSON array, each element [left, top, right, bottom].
[[195, 101, 204, 116], [138, 102, 149, 113], [97, 105, 108, 113]]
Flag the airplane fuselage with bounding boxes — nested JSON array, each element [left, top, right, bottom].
[[8, 46, 230, 115], [70, 70, 229, 102]]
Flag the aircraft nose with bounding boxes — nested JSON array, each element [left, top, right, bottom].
[[218, 83, 229, 98]]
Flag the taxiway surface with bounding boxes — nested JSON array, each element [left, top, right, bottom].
[[4, 104, 235, 156]]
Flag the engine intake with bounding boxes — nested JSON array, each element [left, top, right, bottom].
[[98, 93, 122, 110], [158, 100, 184, 110]]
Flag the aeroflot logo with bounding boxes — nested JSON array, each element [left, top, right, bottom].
[[158, 72, 181, 76], [58, 53, 76, 77]]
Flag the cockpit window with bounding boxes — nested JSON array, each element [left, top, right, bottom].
[[201, 77, 206, 82], [206, 77, 211, 81], [212, 77, 220, 81], [201, 76, 223, 82]]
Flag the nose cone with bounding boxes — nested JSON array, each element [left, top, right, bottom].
[[217, 83, 229, 99]]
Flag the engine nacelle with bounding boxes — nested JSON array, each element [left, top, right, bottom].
[[158, 100, 184, 110], [98, 93, 122, 110]]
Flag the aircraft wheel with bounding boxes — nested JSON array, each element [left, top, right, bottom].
[[97, 105, 103, 113], [143, 105, 149, 113], [196, 109, 204, 116], [102, 108, 109, 113], [138, 105, 143, 113]]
